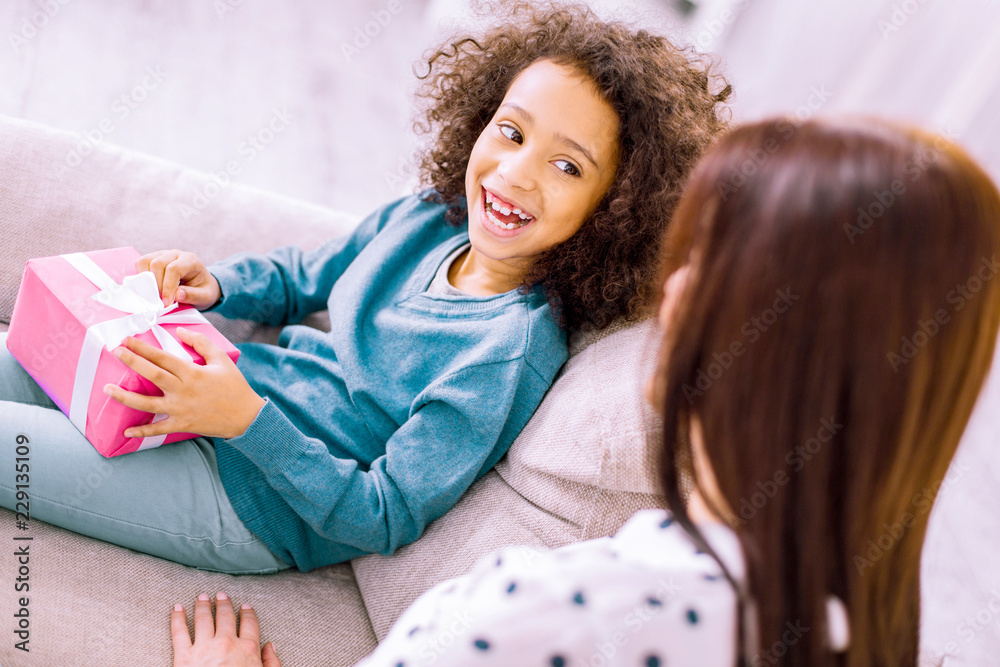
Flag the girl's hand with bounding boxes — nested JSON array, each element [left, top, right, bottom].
[[171, 592, 281, 667], [104, 327, 266, 440], [136, 249, 222, 310]]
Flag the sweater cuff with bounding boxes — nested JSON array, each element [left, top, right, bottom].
[[220, 398, 302, 474], [204, 266, 239, 314]]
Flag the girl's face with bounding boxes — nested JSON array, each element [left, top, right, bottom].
[[464, 59, 620, 268]]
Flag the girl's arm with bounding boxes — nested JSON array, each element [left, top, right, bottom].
[[207, 196, 406, 326], [218, 357, 549, 566]]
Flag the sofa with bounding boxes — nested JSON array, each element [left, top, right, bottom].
[[0, 115, 665, 667]]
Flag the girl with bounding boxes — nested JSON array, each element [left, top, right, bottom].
[[173, 117, 1000, 665], [0, 3, 729, 574]]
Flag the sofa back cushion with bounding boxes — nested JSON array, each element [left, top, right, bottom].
[[0, 115, 354, 340], [352, 317, 667, 638]]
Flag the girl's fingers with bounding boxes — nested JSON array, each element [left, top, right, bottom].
[[112, 342, 178, 392], [192, 593, 215, 639], [123, 335, 191, 378], [176, 327, 229, 365], [103, 384, 163, 415], [147, 251, 181, 303], [213, 592, 237, 638], [123, 416, 178, 440], [169, 604, 192, 652], [238, 603, 262, 642], [161, 257, 192, 306]]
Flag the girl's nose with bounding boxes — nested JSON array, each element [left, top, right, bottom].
[[497, 149, 540, 192]]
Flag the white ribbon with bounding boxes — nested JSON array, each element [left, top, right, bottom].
[[63, 252, 210, 451]]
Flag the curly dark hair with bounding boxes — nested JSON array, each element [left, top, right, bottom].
[[414, 1, 731, 330]]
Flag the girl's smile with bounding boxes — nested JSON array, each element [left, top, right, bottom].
[[453, 58, 621, 295], [480, 187, 535, 235]]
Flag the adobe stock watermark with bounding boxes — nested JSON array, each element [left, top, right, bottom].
[[887, 255, 1000, 372], [689, 0, 747, 51], [726, 418, 844, 527], [8, 0, 73, 53], [384, 152, 421, 194], [716, 86, 833, 202], [66, 458, 115, 506], [853, 462, 970, 575], [934, 587, 1000, 661], [588, 578, 682, 666], [177, 107, 294, 218], [414, 608, 476, 665], [878, 0, 931, 39], [52, 65, 168, 180], [682, 288, 800, 404], [213, 0, 244, 19], [340, 0, 407, 63], [843, 126, 960, 244], [750, 619, 810, 666]]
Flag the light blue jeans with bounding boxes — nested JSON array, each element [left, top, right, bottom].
[[0, 333, 290, 574]]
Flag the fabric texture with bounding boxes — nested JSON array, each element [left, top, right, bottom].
[[357, 509, 742, 667]]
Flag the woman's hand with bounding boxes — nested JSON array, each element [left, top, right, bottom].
[[172, 592, 281, 667], [137, 249, 222, 310], [104, 327, 266, 440]]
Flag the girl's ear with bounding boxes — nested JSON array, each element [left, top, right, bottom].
[[659, 265, 692, 330]]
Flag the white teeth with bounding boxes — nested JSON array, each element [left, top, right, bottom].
[[484, 190, 534, 223], [486, 208, 521, 230]]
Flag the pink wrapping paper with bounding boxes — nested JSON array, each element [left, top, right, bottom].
[[5, 247, 240, 457]]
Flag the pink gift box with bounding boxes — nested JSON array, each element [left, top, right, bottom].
[[5, 247, 240, 457]]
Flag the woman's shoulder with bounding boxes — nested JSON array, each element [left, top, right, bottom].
[[388, 510, 741, 666]]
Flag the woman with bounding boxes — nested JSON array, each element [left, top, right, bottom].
[[172, 118, 1000, 665]]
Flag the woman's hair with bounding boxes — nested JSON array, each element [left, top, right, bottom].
[[654, 117, 1000, 665], [414, 2, 730, 330]]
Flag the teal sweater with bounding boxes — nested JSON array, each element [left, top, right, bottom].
[[209, 192, 568, 571]]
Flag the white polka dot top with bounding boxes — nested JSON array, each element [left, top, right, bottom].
[[357, 509, 744, 667]]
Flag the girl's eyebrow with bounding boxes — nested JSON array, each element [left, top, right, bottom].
[[499, 102, 600, 169]]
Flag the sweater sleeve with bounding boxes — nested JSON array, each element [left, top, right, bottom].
[[206, 197, 401, 326], [216, 357, 548, 556]]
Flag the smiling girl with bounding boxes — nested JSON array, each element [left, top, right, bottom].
[[0, 3, 729, 574]]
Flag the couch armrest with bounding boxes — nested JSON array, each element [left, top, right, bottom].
[[0, 115, 358, 343]]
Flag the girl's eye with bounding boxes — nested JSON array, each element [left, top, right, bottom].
[[554, 159, 581, 177], [499, 124, 522, 143]]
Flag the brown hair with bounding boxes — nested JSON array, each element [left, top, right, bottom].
[[655, 117, 1000, 665], [414, 1, 730, 330]]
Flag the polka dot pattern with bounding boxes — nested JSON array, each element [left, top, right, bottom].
[[358, 509, 741, 667]]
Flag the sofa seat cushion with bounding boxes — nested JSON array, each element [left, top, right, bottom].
[[0, 506, 376, 667]]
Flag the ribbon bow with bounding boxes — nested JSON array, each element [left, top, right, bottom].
[[63, 252, 210, 450]]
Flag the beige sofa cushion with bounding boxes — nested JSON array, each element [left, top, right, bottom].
[[0, 114, 350, 339], [353, 319, 666, 638], [0, 508, 374, 667]]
